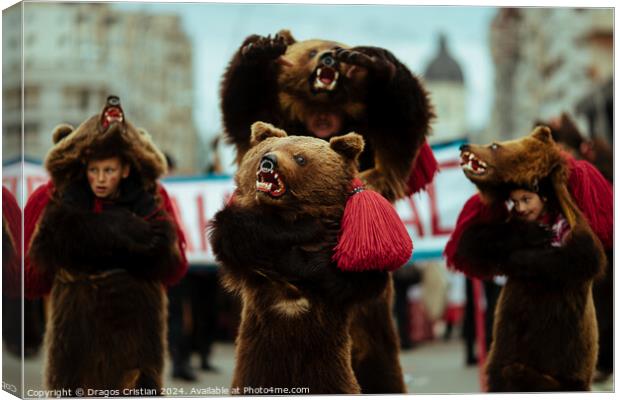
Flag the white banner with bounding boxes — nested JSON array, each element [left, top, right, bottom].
[[4, 140, 476, 265]]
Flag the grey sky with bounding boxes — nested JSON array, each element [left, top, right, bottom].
[[114, 3, 497, 140]]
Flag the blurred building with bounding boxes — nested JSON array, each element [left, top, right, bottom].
[[3, 3, 199, 173], [424, 34, 467, 144], [483, 8, 613, 143]]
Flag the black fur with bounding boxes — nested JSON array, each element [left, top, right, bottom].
[[29, 200, 178, 282], [209, 205, 387, 304], [221, 37, 432, 182]]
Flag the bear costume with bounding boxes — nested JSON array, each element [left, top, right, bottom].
[[539, 113, 614, 380], [209, 122, 390, 394], [445, 126, 609, 391], [221, 30, 437, 393], [25, 96, 188, 392]]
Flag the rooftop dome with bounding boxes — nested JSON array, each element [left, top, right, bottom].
[[424, 34, 464, 83]]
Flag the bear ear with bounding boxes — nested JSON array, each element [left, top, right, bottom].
[[276, 29, 296, 45], [330, 133, 365, 161], [531, 125, 553, 143], [52, 123, 74, 144], [250, 121, 287, 146]]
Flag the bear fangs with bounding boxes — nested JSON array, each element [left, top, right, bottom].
[[314, 67, 339, 91], [460, 151, 487, 175], [256, 169, 286, 197]]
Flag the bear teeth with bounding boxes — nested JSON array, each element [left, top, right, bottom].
[[314, 68, 339, 91]]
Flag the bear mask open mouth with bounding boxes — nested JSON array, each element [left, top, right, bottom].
[[256, 160, 287, 198], [313, 66, 340, 92], [100, 107, 124, 131], [460, 150, 488, 176]]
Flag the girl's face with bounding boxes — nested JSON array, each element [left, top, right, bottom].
[[86, 157, 129, 199], [510, 189, 546, 222]]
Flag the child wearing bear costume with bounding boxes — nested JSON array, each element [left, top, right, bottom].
[[220, 30, 438, 393], [209, 122, 391, 394], [446, 126, 607, 391], [25, 96, 187, 393]]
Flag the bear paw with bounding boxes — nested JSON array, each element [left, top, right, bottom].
[[241, 34, 287, 63], [334, 47, 396, 80]]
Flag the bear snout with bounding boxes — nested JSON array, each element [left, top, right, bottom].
[[260, 154, 278, 172]]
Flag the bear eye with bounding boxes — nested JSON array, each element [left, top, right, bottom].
[[294, 155, 307, 166], [308, 49, 318, 58], [490, 143, 499, 150]]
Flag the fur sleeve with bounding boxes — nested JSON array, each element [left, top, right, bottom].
[[28, 198, 181, 282], [280, 246, 389, 305], [220, 34, 285, 161], [350, 46, 433, 201], [453, 219, 553, 279], [209, 204, 325, 274], [504, 226, 606, 283], [444, 194, 511, 278]]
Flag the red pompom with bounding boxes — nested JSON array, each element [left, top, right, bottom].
[[407, 140, 439, 195], [566, 156, 613, 250], [333, 178, 413, 272]]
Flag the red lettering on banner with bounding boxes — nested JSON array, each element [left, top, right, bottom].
[[196, 194, 209, 252], [428, 183, 453, 235], [402, 196, 424, 237], [170, 196, 195, 252]]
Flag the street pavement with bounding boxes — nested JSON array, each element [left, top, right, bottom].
[[3, 338, 613, 396]]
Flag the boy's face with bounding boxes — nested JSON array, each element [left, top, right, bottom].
[[509, 188, 546, 222], [86, 157, 130, 199]]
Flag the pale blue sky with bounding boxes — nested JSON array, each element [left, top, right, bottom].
[[114, 3, 497, 140]]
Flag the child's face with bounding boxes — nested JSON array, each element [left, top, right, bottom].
[[509, 189, 546, 222], [86, 157, 129, 199]]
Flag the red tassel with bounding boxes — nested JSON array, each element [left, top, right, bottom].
[[566, 155, 613, 249], [334, 178, 413, 272], [407, 140, 439, 195]]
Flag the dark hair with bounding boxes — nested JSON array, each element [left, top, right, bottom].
[[506, 177, 559, 214]]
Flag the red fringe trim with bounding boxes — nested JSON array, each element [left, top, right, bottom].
[[3, 187, 22, 299], [334, 178, 413, 272], [566, 156, 613, 250], [407, 140, 439, 195]]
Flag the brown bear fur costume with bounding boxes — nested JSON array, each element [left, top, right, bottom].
[[209, 122, 390, 394], [448, 126, 606, 391], [537, 113, 614, 379], [220, 30, 436, 393], [25, 97, 187, 393]]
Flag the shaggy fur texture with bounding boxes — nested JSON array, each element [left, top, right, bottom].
[[209, 122, 389, 394], [452, 126, 606, 391], [221, 30, 434, 202], [26, 99, 185, 393], [220, 31, 432, 393], [537, 114, 614, 376]]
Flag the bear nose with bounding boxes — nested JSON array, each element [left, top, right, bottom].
[[260, 154, 278, 172], [319, 52, 337, 68], [459, 144, 470, 152]]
